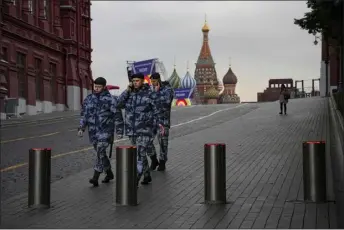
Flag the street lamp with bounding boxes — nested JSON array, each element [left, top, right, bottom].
[[314, 35, 329, 96]]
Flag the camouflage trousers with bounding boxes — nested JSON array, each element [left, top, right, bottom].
[[129, 135, 154, 180], [151, 127, 170, 162], [93, 141, 111, 173]]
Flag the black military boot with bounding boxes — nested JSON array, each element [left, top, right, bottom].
[[141, 174, 152, 185], [102, 169, 114, 183], [157, 160, 166, 171], [150, 155, 159, 171], [89, 170, 101, 187]]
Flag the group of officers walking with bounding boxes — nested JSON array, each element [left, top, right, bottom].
[[77, 73, 174, 187]]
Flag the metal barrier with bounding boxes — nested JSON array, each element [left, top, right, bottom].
[[204, 143, 226, 204], [28, 148, 51, 208], [116, 146, 138, 206], [302, 141, 327, 202]]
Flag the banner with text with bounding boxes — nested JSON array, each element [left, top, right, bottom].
[[172, 88, 193, 106], [132, 59, 157, 85]]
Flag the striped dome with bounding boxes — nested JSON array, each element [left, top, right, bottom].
[[181, 71, 196, 89], [167, 68, 181, 89]]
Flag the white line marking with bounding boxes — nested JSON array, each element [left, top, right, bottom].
[[112, 104, 247, 143], [171, 104, 246, 128]]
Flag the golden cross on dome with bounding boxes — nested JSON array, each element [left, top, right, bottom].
[[173, 56, 176, 69], [229, 57, 231, 67], [205, 13, 207, 24], [187, 60, 189, 71]]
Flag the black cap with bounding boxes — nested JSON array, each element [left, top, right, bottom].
[[94, 77, 107, 86], [151, 73, 161, 80], [132, 73, 144, 80]]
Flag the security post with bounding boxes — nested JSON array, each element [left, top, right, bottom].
[[303, 141, 327, 202], [116, 146, 138, 206], [28, 148, 52, 208], [204, 143, 226, 204]]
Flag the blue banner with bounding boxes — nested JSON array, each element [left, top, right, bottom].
[[132, 59, 156, 76], [174, 88, 193, 99]]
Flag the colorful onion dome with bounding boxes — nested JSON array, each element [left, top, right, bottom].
[[181, 70, 196, 89], [167, 68, 181, 89], [204, 85, 219, 99], [223, 66, 238, 85]]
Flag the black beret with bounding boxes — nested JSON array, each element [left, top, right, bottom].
[[94, 77, 107, 86], [151, 73, 161, 79], [132, 73, 144, 80]]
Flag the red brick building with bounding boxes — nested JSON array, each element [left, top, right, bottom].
[[257, 78, 295, 102], [0, 0, 92, 118], [320, 34, 342, 95]]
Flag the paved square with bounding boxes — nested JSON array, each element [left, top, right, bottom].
[[1, 98, 337, 229]]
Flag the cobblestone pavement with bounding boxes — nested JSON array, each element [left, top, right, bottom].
[[1, 104, 258, 201], [1, 97, 338, 228]]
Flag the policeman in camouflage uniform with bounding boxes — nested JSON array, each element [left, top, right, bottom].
[[149, 73, 174, 171], [117, 73, 164, 185], [78, 77, 124, 187]]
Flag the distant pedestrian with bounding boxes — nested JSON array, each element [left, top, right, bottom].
[[117, 73, 164, 186], [149, 73, 174, 171], [279, 84, 290, 115], [78, 77, 124, 187]]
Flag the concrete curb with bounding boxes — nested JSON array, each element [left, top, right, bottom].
[[0, 113, 80, 128], [329, 95, 344, 228]]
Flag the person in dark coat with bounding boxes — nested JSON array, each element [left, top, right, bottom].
[[78, 77, 124, 187], [117, 73, 164, 185], [149, 73, 174, 171]]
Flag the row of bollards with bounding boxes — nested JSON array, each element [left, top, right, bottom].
[[28, 141, 327, 208]]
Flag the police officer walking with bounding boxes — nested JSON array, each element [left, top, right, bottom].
[[117, 73, 164, 185], [78, 77, 124, 187], [149, 73, 174, 171]]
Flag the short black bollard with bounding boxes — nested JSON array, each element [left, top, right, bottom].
[[28, 148, 51, 208], [303, 141, 327, 202], [204, 143, 226, 204], [116, 146, 138, 206]]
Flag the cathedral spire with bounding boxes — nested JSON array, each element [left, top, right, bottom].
[[194, 14, 219, 103], [202, 13, 209, 32], [173, 56, 176, 69], [197, 15, 214, 65]]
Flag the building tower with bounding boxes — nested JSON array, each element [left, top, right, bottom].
[[167, 59, 181, 89], [181, 61, 196, 90], [194, 16, 219, 104], [220, 59, 240, 103]]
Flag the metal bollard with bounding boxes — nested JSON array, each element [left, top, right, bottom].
[[303, 141, 327, 202], [204, 143, 226, 204], [28, 148, 51, 208], [116, 146, 138, 206]]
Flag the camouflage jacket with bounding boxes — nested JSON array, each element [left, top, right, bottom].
[[151, 81, 174, 128], [79, 90, 124, 144], [117, 84, 163, 137]]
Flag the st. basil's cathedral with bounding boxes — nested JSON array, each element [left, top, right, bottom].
[[167, 19, 240, 104]]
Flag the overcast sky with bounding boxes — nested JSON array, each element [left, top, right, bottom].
[[91, 1, 321, 101]]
